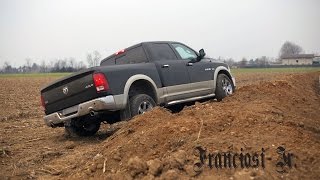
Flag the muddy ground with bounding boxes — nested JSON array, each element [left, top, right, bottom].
[[0, 71, 319, 179]]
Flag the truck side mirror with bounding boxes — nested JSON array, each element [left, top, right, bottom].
[[197, 49, 206, 61]]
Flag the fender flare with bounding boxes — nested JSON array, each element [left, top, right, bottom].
[[213, 66, 233, 91], [121, 74, 159, 108]]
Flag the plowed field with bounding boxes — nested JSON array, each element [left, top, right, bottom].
[[0, 70, 319, 179]]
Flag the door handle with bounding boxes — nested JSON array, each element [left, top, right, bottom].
[[186, 62, 193, 66], [162, 64, 170, 68]]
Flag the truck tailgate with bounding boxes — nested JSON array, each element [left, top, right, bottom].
[[41, 70, 100, 115]]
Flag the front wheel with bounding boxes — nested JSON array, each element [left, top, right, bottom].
[[130, 94, 156, 117], [215, 74, 234, 101]]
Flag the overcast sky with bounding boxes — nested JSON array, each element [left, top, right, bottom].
[[1, 0, 320, 67]]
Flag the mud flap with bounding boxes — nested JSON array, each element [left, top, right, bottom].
[[119, 97, 131, 121]]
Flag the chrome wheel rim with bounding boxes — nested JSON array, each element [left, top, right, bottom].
[[222, 78, 233, 95], [138, 101, 153, 114]]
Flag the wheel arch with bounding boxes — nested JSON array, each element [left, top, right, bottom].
[[122, 74, 159, 108], [213, 66, 233, 90]]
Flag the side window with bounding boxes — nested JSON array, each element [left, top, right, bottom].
[[172, 43, 197, 60], [149, 43, 177, 61], [116, 46, 148, 64]]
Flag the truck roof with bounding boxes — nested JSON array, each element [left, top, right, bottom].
[[100, 41, 181, 65]]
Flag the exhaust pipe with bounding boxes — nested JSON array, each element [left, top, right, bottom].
[[90, 110, 98, 117]]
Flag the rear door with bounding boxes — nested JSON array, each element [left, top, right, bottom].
[[171, 43, 214, 96], [146, 43, 192, 102]]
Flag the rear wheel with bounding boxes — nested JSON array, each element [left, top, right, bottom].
[[215, 74, 234, 101], [65, 118, 100, 137], [130, 94, 156, 117]]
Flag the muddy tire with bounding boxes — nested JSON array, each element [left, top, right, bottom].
[[130, 94, 156, 117], [65, 119, 100, 137], [215, 74, 234, 101]]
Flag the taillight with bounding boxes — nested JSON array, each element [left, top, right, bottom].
[[41, 95, 45, 110], [93, 73, 109, 92]]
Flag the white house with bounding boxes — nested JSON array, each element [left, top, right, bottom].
[[281, 54, 314, 65]]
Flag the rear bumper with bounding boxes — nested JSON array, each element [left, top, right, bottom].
[[44, 95, 117, 127]]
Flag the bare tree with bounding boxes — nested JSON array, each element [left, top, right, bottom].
[[3, 61, 13, 73], [49, 60, 55, 71], [87, 54, 93, 67], [225, 58, 235, 67], [60, 59, 67, 72], [53, 59, 67, 72], [92, 51, 101, 67], [68, 57, 76, 69], [239, 57, 248, 67], [279, 41, 304, 58], [25, 58, 32, 72], [77, 61, 87, 70], [87, 51, 101, 67], [256, 56, 269, 67], [31, 63, 40, 72], [40, 60, 47, 73], [3, 61, 10, 69]]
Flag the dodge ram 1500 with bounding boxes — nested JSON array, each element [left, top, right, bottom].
[[40, 41, 236, 136]]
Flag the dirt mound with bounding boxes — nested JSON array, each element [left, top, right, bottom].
[[0, 72, 319, 179], [69, 72, 320, 179]]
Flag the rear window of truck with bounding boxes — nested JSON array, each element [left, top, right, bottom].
[[115, 45, 148, 65], [101, 57, 116, 66], [100, 45, 148, 66]]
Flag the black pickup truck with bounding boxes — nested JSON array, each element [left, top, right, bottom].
[[40, 41, 236, 136]]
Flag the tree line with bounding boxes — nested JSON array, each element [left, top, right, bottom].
[[222, 56, 276, 68], [0, 51, 102, 74]]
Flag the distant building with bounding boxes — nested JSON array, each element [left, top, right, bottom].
[[313, 56, 320, 64], [281, 54, 315, 65]]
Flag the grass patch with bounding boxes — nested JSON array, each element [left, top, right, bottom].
[[0, 73, 71, 78]]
